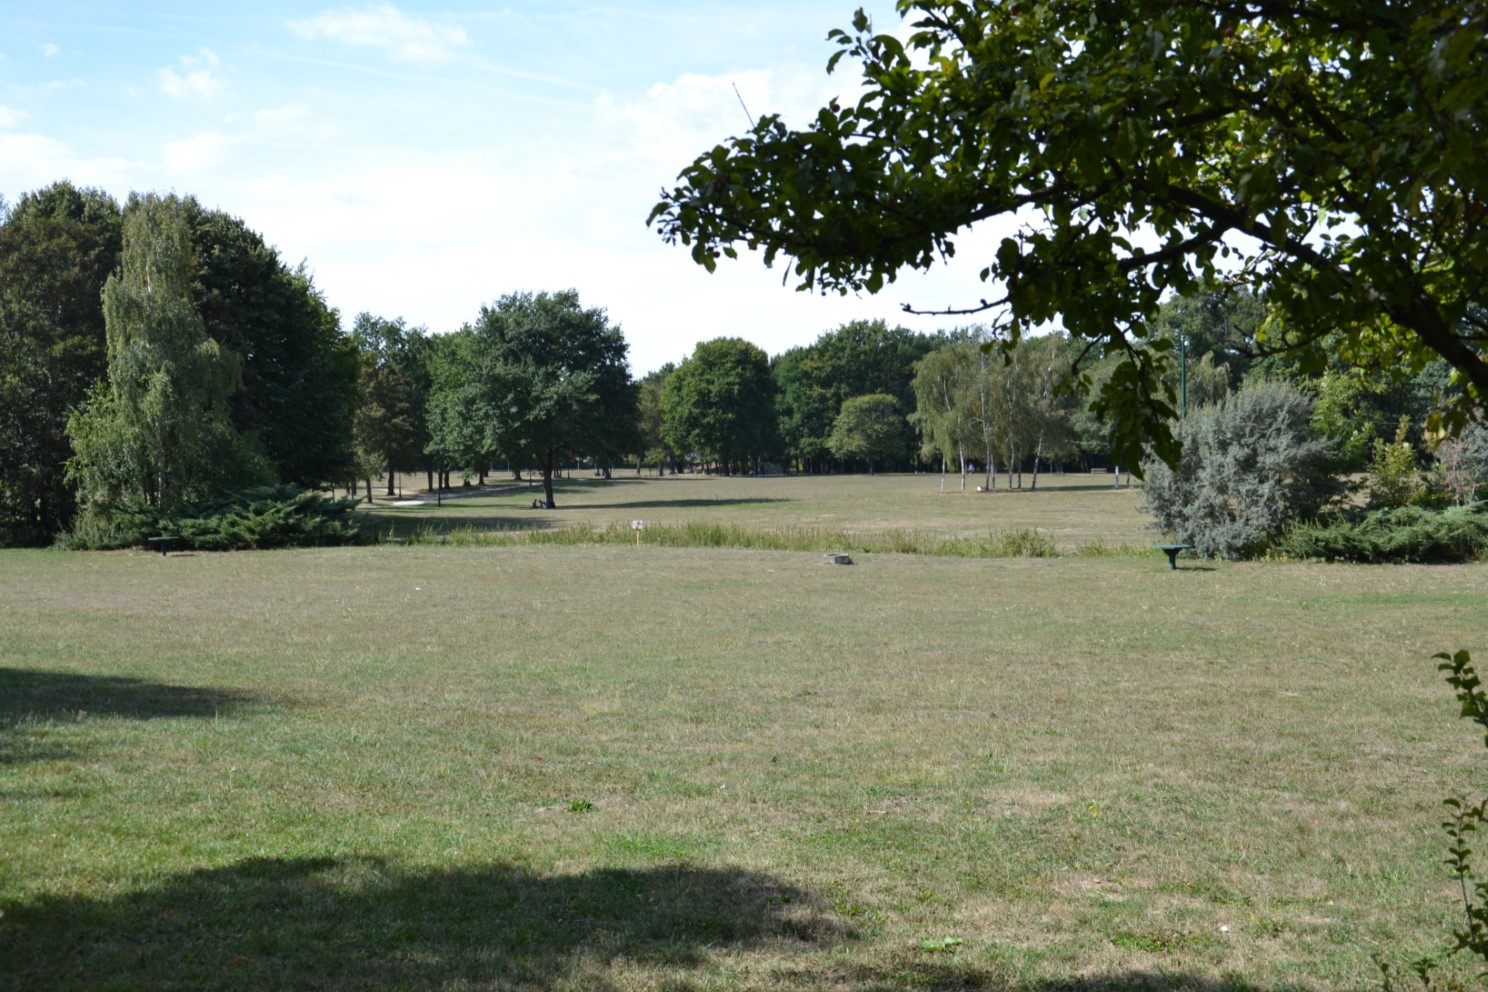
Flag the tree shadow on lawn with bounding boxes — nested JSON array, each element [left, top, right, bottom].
[[372, 498, 793, 536], [573, 496, 794, 510], [2, 853, 1312, 992], [0, 667, 261, 766], [0, 856, 843, 991], [826, 962, 1309, 992]]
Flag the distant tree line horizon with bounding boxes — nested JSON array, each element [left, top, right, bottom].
[[0, 181, 1468, 547]]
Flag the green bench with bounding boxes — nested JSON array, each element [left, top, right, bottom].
[[1152, 543, 1192, 570]]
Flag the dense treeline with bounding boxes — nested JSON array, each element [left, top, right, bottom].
[[2, 181, 1483, 549], [1, 184, 358, 547]]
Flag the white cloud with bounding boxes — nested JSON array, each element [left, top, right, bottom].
[[250, 105, 310, 130], [159, 48, 223, 100], [592, 66, 849, 183], [288, 3, 467, 63], [162, 131, 231, 174], [41, 43, 59, 58], [0, 105, 22, 128], [160, 104, 314, 178], [0, 131, 132, 194], [574, 65, 858, 267]]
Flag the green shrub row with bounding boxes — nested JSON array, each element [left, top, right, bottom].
[[1280, 503, 1488, 564], [61, 485, 372, 551]]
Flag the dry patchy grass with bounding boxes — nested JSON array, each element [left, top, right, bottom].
[[1, 538, 1485, 989]]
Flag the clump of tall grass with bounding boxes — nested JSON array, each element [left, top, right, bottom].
[[1070, 538, 1149, 558], [393, 521, 1063, 558]]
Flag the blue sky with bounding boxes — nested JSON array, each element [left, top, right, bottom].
[[0, 2, 1001, 374]]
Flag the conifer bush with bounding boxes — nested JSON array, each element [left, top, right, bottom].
[[60, 485, 370, 551], [1281, 504, 1488, 564], [1142, 382, 1340, 559]]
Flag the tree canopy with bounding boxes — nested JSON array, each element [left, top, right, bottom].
[[0, 183, 360, 544], [352, 313, 432, 494], [0, 182, 122, 545], [66, 194, 266, 523], [181, 197, 360, 488], [662, 338, 777, 475], [772, 319, 935, 471], [827, 393, 909, 473], [426, 290, 634, 508], [651, 0, 1488, 471]]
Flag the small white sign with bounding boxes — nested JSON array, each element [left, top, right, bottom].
[[631, 520, 645, 530]]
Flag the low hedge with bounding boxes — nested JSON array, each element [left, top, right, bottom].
[[1280, 503, 1488, 564], [63, 485, 372, 551]]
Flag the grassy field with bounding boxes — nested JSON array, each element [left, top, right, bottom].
[[363, 471, 1156, 551], [2, 474, 1486, 990]]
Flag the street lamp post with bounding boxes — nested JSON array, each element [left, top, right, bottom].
[[1180, 333, 1187, 419]]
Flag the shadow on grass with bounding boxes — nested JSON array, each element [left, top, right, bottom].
[[0, 853, 1315, 991], [0, 668, 259, 723], [0, 856, 842, 991], [824, 963, 1307, 992], [0, 668, 260, 766], [369, 496, 793, 537], [572, 497, 793, 510]]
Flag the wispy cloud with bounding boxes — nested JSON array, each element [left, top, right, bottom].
[[159, 48, 223, 100], [594, 66, 849, 176], [288, 3, 467, 63], [159, 105, 310, 177], [0, 105, 21, 128], [41, 43, 59, 58]]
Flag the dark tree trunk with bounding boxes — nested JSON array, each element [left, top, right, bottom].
[[385, 463, 396, 497], [541, 450, 557, 508]]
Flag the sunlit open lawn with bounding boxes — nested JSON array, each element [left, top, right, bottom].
[[3, 474, 1485, 990], [364, 470, 1155, 551]]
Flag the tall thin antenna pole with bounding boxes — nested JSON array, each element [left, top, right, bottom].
[[732, 83, 756, 129]]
